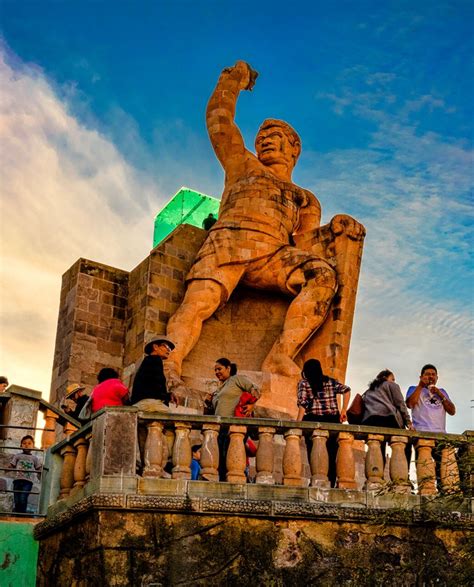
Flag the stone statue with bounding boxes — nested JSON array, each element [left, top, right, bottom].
[[167, 61, 365, 389]]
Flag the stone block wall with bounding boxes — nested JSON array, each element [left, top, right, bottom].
[[122, 225, 205, 383], [50, 259, 128, 404], [35, 507, 472, 586]]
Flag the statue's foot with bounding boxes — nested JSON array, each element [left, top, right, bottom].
[[261, 354, 301, 378]]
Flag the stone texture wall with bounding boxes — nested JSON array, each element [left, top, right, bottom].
[[50, 259, 128, 404], [123, 225, 205, 384], [36, 507, 471, 586]]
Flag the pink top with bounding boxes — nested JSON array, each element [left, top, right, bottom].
[[91, 379, 129, 413]]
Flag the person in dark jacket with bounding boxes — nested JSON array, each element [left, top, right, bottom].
[[131, 338, 177, 412]]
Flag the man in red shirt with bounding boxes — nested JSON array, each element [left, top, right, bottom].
[[91, 368, 129, 413]]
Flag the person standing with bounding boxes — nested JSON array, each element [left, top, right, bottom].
[[406, 364, 455, 432], [362, 369, 413, 468], [296, 358, 350, 488], [191, 445, 202, 481], [0, 376, 9, 392], [131, 338, 177, 412], [202, 213, 217, 230], [10, 435, 41, 514], [212, 358, 260, 417], [406, 364, 456, 487], [210, 358, 260, 481]]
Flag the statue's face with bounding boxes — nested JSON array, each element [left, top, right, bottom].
[[255, 126, 300, 168]]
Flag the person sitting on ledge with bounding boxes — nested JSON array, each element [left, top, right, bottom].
[[61, 383, 88, 420], [296, 359, 350, 488], [91, 368, 129, 413], [131, 338, 178, 412]]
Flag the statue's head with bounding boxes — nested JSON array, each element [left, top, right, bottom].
[[255, 119, 301, 170]]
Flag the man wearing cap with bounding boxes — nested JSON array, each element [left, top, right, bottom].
[[131, 338, 177, 412], [61, 384, 88, 420]]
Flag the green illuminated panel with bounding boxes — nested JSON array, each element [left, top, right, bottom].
[[153, 187, 220, 248]]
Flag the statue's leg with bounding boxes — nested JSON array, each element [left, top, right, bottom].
[[262, 267, 337, 377], [166, 279, 223, 379]]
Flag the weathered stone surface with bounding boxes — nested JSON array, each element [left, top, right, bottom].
[[35, 505, 472, 586], [50, 259, 129, 404]]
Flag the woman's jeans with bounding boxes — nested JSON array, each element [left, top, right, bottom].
[[303, 413, 340, 487]]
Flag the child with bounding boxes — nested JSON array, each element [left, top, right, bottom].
[[191, 444, 202, 480], [10, 435, 41, 514]]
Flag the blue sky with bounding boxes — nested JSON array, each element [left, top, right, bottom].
[[0, 1, 472, 432]]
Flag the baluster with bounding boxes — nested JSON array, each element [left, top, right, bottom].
[[310, 429, 330, 488], [440, 445, 460, 494], [365, 434, 385, 489], [63, 421, 78, 438], [336, 432, 356, 489], [283, 429, 303, 486], [41, 409, 59, 449], [415, 439, 436, 495], [59, 444, 77, 499], [162, 429, 175, 472], [200, 424, 220, 482], [143, 421, 164, 478], [172, 422, 192, 479], [85, 433, 92, 483], [226, 425, 247, 483], [70, 437, 88, 496], [389, 435, 411, 494], [256, 426, 275, 485]]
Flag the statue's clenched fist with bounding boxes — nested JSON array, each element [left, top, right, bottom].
[[330, 214, 366, 241], [223, 60, 258, 91]]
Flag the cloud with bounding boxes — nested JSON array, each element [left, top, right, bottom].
[[0, 47, 165, 393], [303, 74, 473, 433]]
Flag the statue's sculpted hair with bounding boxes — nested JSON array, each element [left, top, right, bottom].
[[257, 119, 301, 149]]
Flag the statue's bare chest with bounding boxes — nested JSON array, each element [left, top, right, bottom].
[[222, 173, 308, 218]]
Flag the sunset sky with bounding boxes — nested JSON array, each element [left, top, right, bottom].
[[1, 1, 472, 432]]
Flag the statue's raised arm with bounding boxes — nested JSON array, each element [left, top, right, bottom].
[[206, 61, 258, 174]]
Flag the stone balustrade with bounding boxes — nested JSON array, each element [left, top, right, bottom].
[[40, 408, 472, 517], [0, 387, 83, 516]]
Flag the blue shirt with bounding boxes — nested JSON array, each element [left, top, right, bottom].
[[191, 458, 201, 481]]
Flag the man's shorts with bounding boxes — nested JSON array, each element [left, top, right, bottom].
[[134, 399, 171, 413], [187, 243, 336, 302]]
